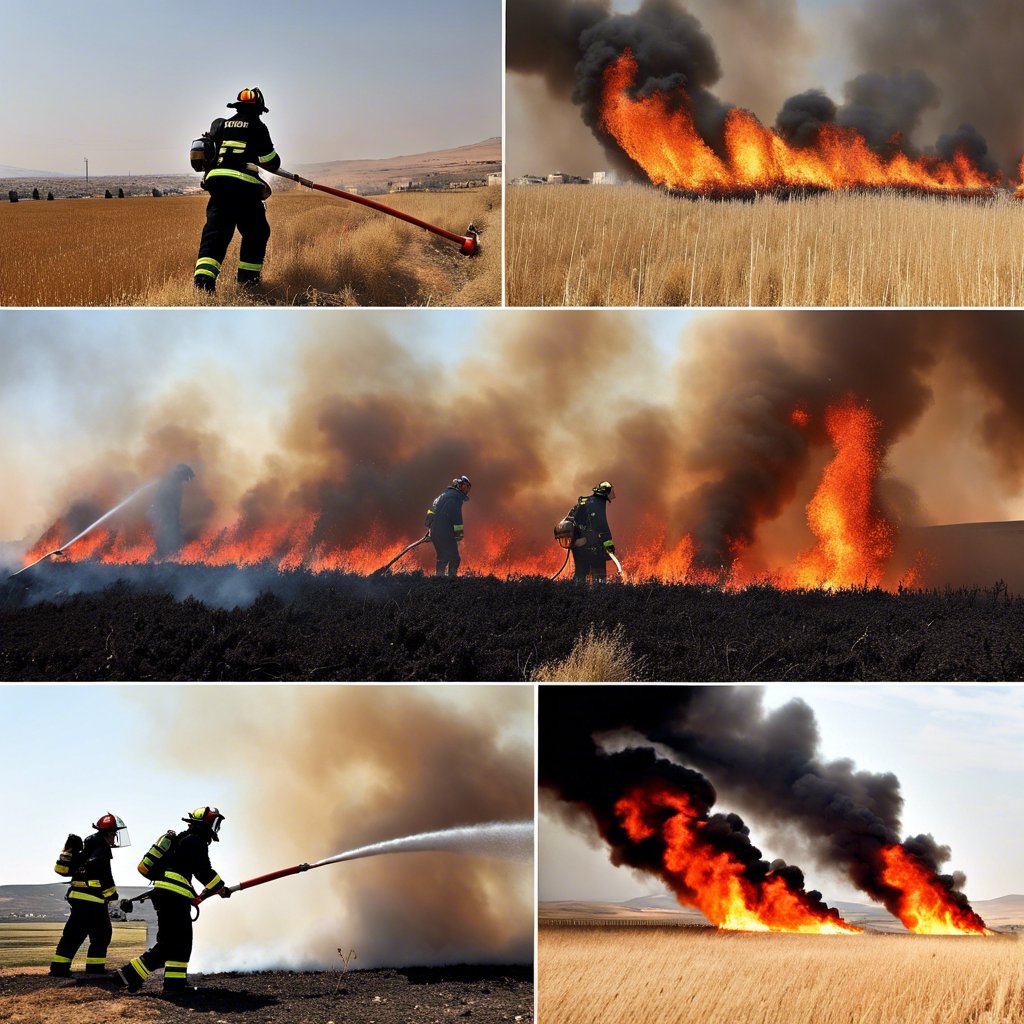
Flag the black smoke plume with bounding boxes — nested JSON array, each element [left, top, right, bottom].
[[540, 685, 984, 927]]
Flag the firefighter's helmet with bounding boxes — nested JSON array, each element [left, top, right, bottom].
[[453, 475, 472, 492], [93, 813, 131, 848], [594, 481, 614, 496], [183, 806, 225, 841], [173, 463, 195, 483], [228, 87, 268, 113]]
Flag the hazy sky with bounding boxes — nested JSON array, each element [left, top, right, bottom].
[[1, 1, 501, 175], [540, 685, 1024, 905]]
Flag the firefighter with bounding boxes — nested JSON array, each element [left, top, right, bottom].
[[149, 463, 195, 558], [193, 87, 280, 292], [50, 813, 130, 977], [118, 807, 231, 993], [426, 475, 471, 577], [567, 481, 616, 583]]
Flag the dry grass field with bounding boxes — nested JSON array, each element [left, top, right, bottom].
[[0, 922, 147, 968], [506, 184, 1024, 307], [531, 624, 644, 682], [539, 925, 1024, 1024], [0, 187, 500, 306]]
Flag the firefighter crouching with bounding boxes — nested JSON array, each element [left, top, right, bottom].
[[118, 807, 231, 993], [426, 475, 471, 577], [50, 813, 130, 976], [567, 481, 617, 583], [193, 87, 280, 291]]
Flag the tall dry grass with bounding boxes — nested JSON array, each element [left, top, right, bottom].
[[531, 624, 643, 682], [0, 187, 500, 306], [507, 184, 1024, 307], [539, 926, 1024, 1024]]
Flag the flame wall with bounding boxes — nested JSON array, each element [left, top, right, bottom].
[[8, 310, 1024, 591]]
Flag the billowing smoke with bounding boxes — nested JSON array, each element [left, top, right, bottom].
[[143, 686, 533, 971], [9, 311, 1024, 594], [508, 0, 1016, 179], [850, 0, 1024, 174], [540, 686, 985, 929]]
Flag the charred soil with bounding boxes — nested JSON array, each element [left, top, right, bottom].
[[2, 570, 1022, 681], [0, 965, 533, 1024]]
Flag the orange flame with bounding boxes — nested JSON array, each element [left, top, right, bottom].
[[784, 397, 894, 590], [880, 845, 990, 935], [601, 51, 1001, 196], [21, 399, 901, 590], [615, 783, 860, 934]]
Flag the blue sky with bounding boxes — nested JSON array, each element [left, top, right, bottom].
[[540, 686, 1024, 904], [0, 1, 501, 174]]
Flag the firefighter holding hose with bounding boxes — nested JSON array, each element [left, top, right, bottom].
[[567, 481, 617, 584], [426, 475, 471, 577], [50, 813, 130, 977], [119, 807, 231, 993], [193, 87, 280, 292]]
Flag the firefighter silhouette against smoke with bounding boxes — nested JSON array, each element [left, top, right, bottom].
[[119, 807, 230, 993], [149, 464, 194, 558], [426, 475, 471, 577], [566, 481, 617, 583], [192, 87, 280, 292], [50, 813, 130, 977]]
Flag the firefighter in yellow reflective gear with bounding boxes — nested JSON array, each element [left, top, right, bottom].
[[193, 87, 281, 291], [118, 807, 231, 993], [50, 813, 130, 976]]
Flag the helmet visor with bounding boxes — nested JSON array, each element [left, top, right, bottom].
[[112, 827, 131, 848]]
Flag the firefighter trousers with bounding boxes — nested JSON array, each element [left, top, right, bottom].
[[121, 892, 193, 991], [51, 901, 112, 974], [194, 182, 270, 290], [572, 545, 607, 583], [432, 534, 461, 577]]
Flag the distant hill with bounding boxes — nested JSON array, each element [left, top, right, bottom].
[[0, 164, 63, 178], [0, 883, 156, 925], [541, 892, 1024, 932], [296, 137, 501, 192]]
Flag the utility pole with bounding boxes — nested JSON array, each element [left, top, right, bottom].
[[84, 157, 89, 184]]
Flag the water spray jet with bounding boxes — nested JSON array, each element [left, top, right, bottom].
[[10, 480, 158, 578]]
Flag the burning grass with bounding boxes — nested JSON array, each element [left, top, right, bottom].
[[0, 187, 500, 307], [505, 184, 1024, 306], [3, 569, 1024, 681], [538, 925, 1023, 1024]]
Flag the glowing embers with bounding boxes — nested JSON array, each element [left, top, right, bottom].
[[600, 50, 999, 197], [614, 782, 860, 934], [880, 845, 990, 935]]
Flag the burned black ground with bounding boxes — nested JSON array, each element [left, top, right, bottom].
[[2, 566, 1022, 680], [0, 965, 533, 1024]]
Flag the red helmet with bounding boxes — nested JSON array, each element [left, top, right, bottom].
[[93, 813, 130, 847], [183, 806, 226, 841]]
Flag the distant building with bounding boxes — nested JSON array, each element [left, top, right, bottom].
[[487, 172, 503, 187], [592, 171, 616, 184], [511, 175, 545, 186], [547, 172, 589, 184]]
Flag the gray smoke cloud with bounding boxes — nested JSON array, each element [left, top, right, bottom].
[[851, 0, 1024, 173]]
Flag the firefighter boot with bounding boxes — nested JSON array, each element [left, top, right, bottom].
[[118, 957, 149, 992], [49, 956, 72, 977]]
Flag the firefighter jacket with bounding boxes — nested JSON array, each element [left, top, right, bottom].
[[572, 493, 614, 552], [425, 486, 467, 539], [204, 109, 280, 191], [56, 833, 117, 905], [139, 830, 225, 901]]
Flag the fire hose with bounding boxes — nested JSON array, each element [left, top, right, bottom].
[[370, 531, 431, 576], [270, 168, 479, 255]]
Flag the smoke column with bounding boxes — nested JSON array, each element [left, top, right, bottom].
[[138, 686, 534, 971], [541, 686, 987, 932]]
